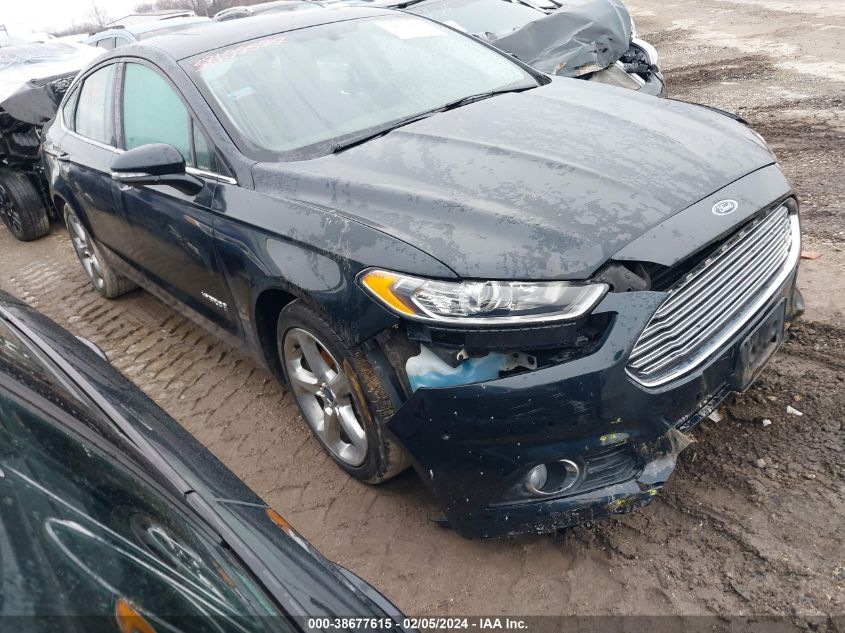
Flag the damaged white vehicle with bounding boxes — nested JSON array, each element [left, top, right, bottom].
[[341, 0, 665, 95], [0, 42, 102, 240]]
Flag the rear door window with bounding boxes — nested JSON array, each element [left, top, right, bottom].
[[61, 86, 80, 130], [74, 64, 116, 145]]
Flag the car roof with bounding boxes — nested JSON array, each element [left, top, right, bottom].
[[142, 6, 394, 60], [252, 0, 321, 11], [222, 0, 317, 13], [334, 0, 402, 8], [89, 15, 212, 40]]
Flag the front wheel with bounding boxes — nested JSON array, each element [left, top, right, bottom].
[[277, 301, 410, 483], [64, 204, 136, 298]]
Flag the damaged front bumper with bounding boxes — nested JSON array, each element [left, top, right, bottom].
[[586, 38, 666, 97], [587, 62, 666, 97], [384, 268, 802, 538]]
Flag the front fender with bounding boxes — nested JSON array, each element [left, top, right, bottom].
[[210, 184, 456, 362]]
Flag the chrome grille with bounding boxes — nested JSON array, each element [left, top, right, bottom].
[[627, 205, 800, 387]]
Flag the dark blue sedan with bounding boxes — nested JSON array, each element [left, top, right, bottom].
[[42, 8, 803, 537]]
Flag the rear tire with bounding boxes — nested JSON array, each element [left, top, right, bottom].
[[277, 301, 410, 483], [64, 204, 136, 298], [0, 168, 50, 241]]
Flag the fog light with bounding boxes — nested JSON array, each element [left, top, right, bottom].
[[527, 464, 548, 491], [524, 460, 581, 497]]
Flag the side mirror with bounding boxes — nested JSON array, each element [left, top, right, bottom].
[[111, 143, 204, 196]]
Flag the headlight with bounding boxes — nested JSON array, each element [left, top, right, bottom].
[[359, 269, 608, 326]]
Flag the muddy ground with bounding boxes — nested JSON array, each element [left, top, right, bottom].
[[0, 0, 843, 622]]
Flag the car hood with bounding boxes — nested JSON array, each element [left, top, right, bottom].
[[485, 0, 633, 77], [258, 79, 776, 280]]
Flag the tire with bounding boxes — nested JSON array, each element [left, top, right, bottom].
[[277, 301, 410, 483], [0, 168, 50, 241], [63, 204, 136, 299]]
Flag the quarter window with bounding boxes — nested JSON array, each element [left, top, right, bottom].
[[74, 65, 116, 145], [61, 87, 79, 130]]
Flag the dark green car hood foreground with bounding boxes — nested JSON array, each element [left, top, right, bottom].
[[258, 78, 775, 280]]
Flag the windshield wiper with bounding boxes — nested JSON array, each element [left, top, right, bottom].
[[332, 84, 536, 154], [332, 109, 442, 154]]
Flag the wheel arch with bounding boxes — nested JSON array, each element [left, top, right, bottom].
[[252, 281, 380, 384], [52, 192, 69, 217], [51, 190, 87, 227]]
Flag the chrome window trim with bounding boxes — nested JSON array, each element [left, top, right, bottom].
[[186, 166, 237, 186], [63, 127, 122, 154], [59, 110, 121, 153], [626, 212, 801, 389]]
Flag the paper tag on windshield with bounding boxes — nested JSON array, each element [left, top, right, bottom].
[[375, 18, 445, 39]]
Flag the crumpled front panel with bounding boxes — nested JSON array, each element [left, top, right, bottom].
[[487, 0, 632, 77]]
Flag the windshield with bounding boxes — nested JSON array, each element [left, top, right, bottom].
[[407, 0, 543, 36], [186, 14, 537, 159]]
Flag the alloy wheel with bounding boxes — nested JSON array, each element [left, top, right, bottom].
[[283, 327, 368, 467], [0, 184, 22, 234], [65, 209, 105, 291]]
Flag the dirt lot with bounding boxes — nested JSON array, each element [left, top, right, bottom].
[[1, 0, 843, 622]]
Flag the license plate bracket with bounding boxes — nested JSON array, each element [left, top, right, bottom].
[[733, 299, 787, 392]]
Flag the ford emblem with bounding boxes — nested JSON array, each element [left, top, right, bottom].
[[712, 199, 739, 216]]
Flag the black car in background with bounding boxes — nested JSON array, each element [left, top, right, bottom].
[[43, 9, 802, 537], [0, 290, 407, 630]]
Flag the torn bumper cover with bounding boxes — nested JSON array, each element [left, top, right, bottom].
[[485, 0, 664, 95], [386, 271, 802, 538]]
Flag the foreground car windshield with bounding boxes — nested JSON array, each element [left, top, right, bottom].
[[407, 0, 543, 36], [186, 15, 537, 158]]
